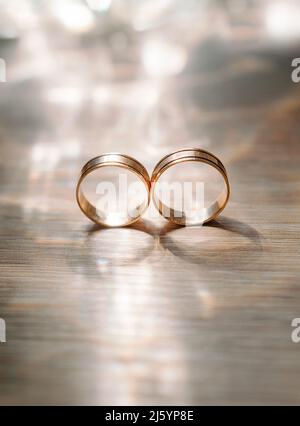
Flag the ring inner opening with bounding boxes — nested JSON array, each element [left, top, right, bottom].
[[152, 160, 227, 225], [79, 165, 149, 226]]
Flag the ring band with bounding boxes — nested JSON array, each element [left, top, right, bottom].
[[76, 153, 151, 227], [151, 148, 230, 225]]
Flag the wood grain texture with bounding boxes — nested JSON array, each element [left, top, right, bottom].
[[0, 1, 300, 405]]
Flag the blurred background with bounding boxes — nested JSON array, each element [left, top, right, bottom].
[[0, 0, 300, 405], [1, 0, 300, 173]]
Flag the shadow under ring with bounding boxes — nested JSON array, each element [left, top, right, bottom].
[[151, 148, 230, 226]]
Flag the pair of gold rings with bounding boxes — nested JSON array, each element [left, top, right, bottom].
[[76, 148, 230, 227]]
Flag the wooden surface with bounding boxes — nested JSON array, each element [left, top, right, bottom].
[[0, 1, 300, 405]]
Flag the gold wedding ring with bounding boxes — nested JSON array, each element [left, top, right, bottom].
[[151, 148, 230, 225], [77, 149, 230, 227], [76, 153, 151, 227]]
